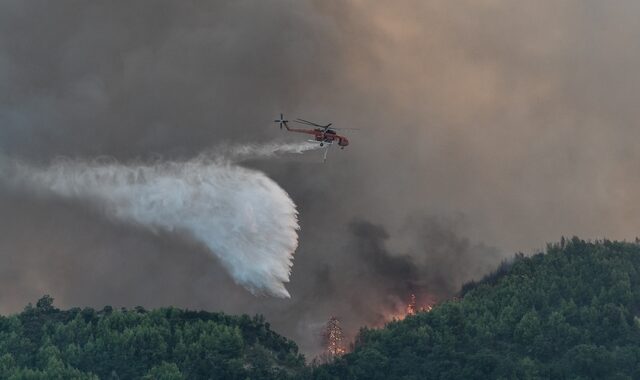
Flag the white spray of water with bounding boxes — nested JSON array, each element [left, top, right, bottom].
[[3, 141, 321, 298]]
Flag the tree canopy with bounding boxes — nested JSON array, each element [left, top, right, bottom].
[[0, 298, 306, 379]]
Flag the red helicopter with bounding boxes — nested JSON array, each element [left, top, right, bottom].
[[274, 113, 356, 161]]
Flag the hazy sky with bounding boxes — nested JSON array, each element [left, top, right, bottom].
[[2, 0, 640, 355]]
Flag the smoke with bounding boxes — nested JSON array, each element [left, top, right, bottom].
[[310, 219, 501, 329], [2, 142, 319, 298]]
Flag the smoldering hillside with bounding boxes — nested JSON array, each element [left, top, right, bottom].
[[2, 1, 640, 355]]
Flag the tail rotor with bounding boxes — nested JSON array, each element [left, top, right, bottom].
[[274, 113, 288, 130]]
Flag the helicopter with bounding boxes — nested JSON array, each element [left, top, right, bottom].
[[274, 113, 356, 161]]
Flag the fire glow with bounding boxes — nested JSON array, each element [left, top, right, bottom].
[[320, 293, 436, 361], [383, 294, 435, 323]]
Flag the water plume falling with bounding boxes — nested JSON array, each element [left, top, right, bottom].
[[2, 142, 320, 298]]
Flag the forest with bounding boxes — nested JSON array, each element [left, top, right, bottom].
[[2, 237, 640, 379], [0, 298, 306, 379], [314, 238, 640, 379]]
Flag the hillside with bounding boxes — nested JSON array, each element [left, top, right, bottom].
[[3, 238, 640, 379], [314, 238, 640, 379], [0, 298, 306, 379]]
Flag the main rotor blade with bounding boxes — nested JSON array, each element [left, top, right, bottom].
[[294, 121, 320, 127], [292, 120, 316, 127], [295, 118, 324, 127]]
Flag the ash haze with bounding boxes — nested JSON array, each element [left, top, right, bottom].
[[2, 0, 640, 356]]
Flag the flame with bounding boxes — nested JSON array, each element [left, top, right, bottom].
[[383, 293, 435, 323], [319, 293, 436, 361], [406, 293, 417, 315], [322, 316, 347, 359]]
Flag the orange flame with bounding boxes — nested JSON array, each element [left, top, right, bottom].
[[383, 293, 435, 323], [323, 316, 346, 359]]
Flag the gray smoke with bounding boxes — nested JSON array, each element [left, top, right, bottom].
[[301, 219, 501, 335]]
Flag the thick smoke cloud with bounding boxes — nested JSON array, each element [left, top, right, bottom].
[[349, 219, 501, 301], [2, 0, 640, 356], [304, 219, 500, 337]]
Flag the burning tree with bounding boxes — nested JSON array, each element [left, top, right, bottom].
[[406, 294, 417, 316], [322, 316, 346, 360]]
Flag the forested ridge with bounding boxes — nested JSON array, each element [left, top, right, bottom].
[[0, 298, 306, 379], [314, 238, 640, 379], [3, 238, 640, 379]]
